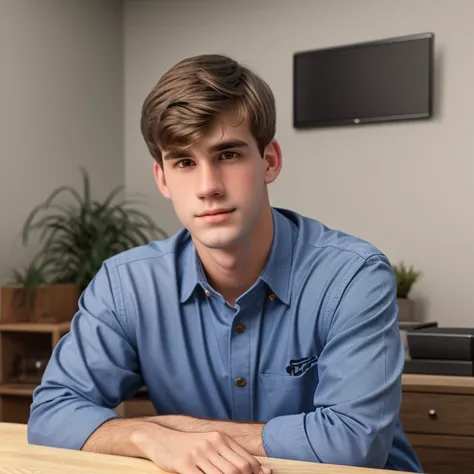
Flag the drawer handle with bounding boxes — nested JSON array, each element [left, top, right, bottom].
[[428, 409, 437, 420]]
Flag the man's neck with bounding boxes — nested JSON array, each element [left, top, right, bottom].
[[194, 208, 274, 306]]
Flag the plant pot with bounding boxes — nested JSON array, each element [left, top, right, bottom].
[[0, 286, 29, 323], [0, 284, 80, 324], [397, 297, 415, 322]]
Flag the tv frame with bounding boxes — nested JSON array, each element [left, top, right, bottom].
[[293, 32, 435, 129]]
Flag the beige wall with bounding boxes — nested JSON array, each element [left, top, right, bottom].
[[124, 0, 474, 327], [0, 0, 124, 281]]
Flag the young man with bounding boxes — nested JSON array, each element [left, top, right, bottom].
[[28, 54, 422, 473]]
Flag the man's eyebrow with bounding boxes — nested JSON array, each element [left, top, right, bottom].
[[163, 150, 192, 160], [208, 140, 249, 153], [163, 140, 249, 161]]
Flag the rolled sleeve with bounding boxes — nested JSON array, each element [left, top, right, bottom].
[[28, 404, 119, 450], [28, 262, 143, 450], [262, 255, 403, 468], [262, 413, 318, 461]]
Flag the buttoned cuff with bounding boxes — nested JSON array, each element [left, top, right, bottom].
[[262, 413, 319, 462]]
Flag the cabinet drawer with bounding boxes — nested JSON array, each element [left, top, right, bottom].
[[406, 433, 474, 474], [411, 446, 474, 474], [401, 392, 474, 436]]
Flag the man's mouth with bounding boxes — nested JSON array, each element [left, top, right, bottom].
[[198, 208, 235, 217]]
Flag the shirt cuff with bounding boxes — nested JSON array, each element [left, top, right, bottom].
[[28, 405, 119, 450], [262, 413, 319, 462]]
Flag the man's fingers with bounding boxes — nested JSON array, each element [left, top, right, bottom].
[[218, 444, 260, 474], [180, 465, 204, 474], [196, 457, 225, 474], [260, 466, 272, 474], [203, 451, 243, 474], [227, 438, 264, 474]]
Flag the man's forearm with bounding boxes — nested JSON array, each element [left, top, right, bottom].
[[81, 416, 270, 474], [81, 417, 162, 458], [143, 415, 267, 457]]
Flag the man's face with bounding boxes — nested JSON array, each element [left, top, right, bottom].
[[154, 113, 281, 251]]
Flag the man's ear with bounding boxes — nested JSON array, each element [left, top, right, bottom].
[[263, 139, 282, 184], [153, 162, 171, 199]]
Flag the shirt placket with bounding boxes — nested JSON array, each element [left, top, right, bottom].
[[229, 302, 252, 421]]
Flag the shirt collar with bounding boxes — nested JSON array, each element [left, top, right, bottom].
[[179, 207, 295, 305], [179, 239, 207, 303], [259, 207, 294, 305]]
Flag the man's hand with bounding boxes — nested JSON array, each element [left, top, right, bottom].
[[133, 423, 271, 474], [143, 415, 267, 457]]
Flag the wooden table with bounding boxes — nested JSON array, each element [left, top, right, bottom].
[[0, 422, 405, 474]]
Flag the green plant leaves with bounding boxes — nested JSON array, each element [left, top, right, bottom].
[[18, 168, 168, 290], [392, 261, 422, 299]]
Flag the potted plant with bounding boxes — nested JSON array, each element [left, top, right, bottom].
[[3, 168, 167, 324], [392, 261, 422, 322], [0, 253, 79, 324]]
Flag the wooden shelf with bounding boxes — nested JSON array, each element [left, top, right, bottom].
[[0, 321, 70, 333], [0, 320, 72, 421], [0, 383, 35, 396]]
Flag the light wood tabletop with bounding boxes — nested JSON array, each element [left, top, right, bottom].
[[0, 422, 407, 474]]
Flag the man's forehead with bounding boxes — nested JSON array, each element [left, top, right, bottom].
[[162, 115, 253, 156], [208, 112, 251, 140]]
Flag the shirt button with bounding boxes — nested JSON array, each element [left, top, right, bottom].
[[235, 377, 247, 388], [269, 293, 276, 301], [204, 289, 211, 297], [235, 322, 245, 333]]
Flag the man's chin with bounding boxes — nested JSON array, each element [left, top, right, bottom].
[[192, 231, 241, 251], [197, 239, 236, 250]]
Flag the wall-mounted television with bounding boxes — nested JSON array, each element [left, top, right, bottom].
[[293, 33, 434, 128]]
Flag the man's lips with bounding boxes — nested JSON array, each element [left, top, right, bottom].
[[197, 208, 235, 217]]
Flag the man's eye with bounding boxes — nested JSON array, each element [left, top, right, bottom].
[[176, 159, 194, 168], [220, 151, 238, 160]]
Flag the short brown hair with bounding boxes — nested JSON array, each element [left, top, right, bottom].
[[140, 54, 276, 165]]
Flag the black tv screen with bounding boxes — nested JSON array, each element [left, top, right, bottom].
[[293, 33, 434, 128]]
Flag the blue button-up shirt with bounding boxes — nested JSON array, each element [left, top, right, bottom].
[[28, 208, 422, 472]]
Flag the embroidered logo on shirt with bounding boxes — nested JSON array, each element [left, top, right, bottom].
[[286, 355, 318, 376]]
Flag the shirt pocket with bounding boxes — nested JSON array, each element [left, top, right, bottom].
[[259, 366, 318, 417]]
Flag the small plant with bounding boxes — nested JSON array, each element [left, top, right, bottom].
[[392, 261, 422, 299], [20, 168, 167, 290], [6, 254, 55, 313], [8, 257, 51, 287]]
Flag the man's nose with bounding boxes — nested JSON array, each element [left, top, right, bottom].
[[196, 163, 224, 199]]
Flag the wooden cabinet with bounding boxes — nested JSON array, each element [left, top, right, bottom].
[[401, 374, 474, 474], [115, 387, 155, 418], [0, 321, 70, 423]]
